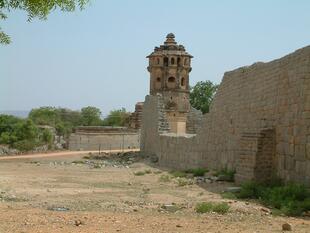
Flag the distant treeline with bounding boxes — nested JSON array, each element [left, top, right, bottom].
[[0, 106, 131, 151]]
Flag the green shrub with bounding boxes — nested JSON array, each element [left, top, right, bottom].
[[0, 117, 38, 142], [176, 178, 193, 187], [134, 171, 146, 176], [214, 168, 236, 182], [72, 160, 86, 164], [212, 202, 230, 214], [237, 181, 264, 199], [158, 174, 171, 182], [264, 184, 310, 216], [169, 170, 187, 178], [195, 202, 229, 214], [0, 115, 41, 151], [41, 129, 53, 144], [102, 108, 130, 127], [185, 168, 209, 177], [237, 181, 310, 216], [134, 169, 152, 176], [0, 132, 18, 145], [29, 107, 82, 135], [221, 192, 237, 199], [195, 202, 213, 213], [13, 140, 37, 151]]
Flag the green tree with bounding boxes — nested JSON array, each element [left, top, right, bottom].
[[190, 80, 219, 114], [41, 129, 53, 144], [0, 114, 20, 134], [28, 107, 60, 126], [80, 106, 102, 126], [0, 114, 24, 145], [103, 108, 130, 127], [58, 108, 81, 126], [28, 107, 82, 135], [56, 108, 81, 135], [14, 119, 38, 141], [0, 0, 90, 44], [0, 115, 40, 150]]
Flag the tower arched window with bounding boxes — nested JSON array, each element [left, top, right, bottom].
[[155, 77, 161, 89], [168, 76, 175, 83], [164, 57, 169, 66], [157, 58, 160, 65], [171, 57, 175, 65], [167, 76, 176, 88], [177, 57, 181, 66], [181, 77, 185, 86]]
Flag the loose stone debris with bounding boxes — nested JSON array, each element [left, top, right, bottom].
[[47, 207, 70, 212], [282, 223, 292, 231]]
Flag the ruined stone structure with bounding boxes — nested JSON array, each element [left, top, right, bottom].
[[147, 33, 194, 134], [141, 35, 310, 185], [69, 126, 139, 151], [129, 102, 144, 129]]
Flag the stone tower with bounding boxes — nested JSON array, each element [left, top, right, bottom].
[[147, 33, 193, 134]]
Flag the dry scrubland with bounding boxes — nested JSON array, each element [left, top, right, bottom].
[[0, 152, 309, 233]]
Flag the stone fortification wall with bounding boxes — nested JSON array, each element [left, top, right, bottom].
[[140, 95, 170, 156], [69, 127, 140, 151], [186, 107, 203, 134], [141, 46, 310, 185]]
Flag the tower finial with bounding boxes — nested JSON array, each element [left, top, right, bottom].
[[164, 33, 176, 45], [166, 33, 175, 39]]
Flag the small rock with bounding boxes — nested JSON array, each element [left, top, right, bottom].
[[260, 207, 270, 213], [282, 223, 292, 231], [194, 176, 205, 183], [48, 207, 70, 212], [208, 176, 218, 182], [204, 178, 212, 183], [225, 187, 241, 193], [176, 224, 182, 228], [161, 204, 181, 213], [74, 219, 83, 226]]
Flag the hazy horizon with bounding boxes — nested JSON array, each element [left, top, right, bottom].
[[1, 0, 310, 115]]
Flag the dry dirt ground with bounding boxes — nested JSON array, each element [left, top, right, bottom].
[[0, 151, 309, 233]]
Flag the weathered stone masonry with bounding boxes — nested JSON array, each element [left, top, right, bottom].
[[69, 126, 140, 151], [141, 44, 310, 185]]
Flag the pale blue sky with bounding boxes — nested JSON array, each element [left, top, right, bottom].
[[1, 0, 310, 115]]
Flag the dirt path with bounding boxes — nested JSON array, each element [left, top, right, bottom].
[[0, 151, 309, 232], [0, 149, 139, 160]]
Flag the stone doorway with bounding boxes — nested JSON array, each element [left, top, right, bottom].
[[235, 129, 276, 183]]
